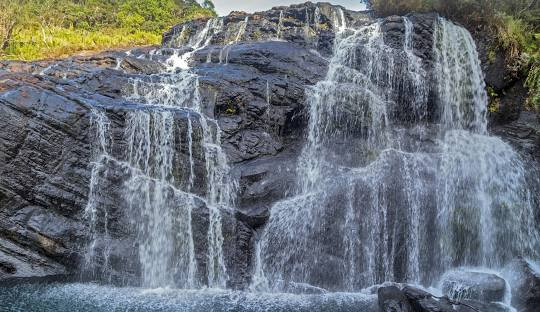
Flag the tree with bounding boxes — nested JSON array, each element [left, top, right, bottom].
[[0, 2, 17, 51]]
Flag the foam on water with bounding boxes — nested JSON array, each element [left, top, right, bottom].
[[0, 283, 378, 312]]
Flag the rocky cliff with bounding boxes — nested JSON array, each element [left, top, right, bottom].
[[0, 2, 538, 301]]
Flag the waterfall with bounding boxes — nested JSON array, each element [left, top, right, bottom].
[[167, 18, 224, 70], [433, 18, 539, 271], [83, 20, 236, 289], [433, 18, 488, 133], [83, 109, 112, 281], [253, 17, 539, 292], [276, 11, 284, 40], [332, 8, 347, 33], [235, 17, 249, 43], [121, 105, 199, 289], [218, 16, 249, 64]]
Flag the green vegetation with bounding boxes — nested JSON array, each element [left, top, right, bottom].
[[0, 0, 215, 61], [526, 59, 540, 110], [369, 0, 540, 112], [487, 86, 500, 113]]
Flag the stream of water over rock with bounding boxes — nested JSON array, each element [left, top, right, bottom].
[[83, 19, 236, 289], [79, 11, 539, 306], [252, 17, 540, 292]]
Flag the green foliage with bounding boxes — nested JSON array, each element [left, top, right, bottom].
[[3, 27, 161, 60], [117, 0, 178, 33], [0, 1, 17, 49], [495, 15, 535, 59], [526, 58, 540, 110], [369, 0, 430, 16], [487, 86, 500, 113], [225, 107, 237, 114], [224, 100, 238, 115], [0, 0, 215, 60], [370, 0, 540, 112], [370, 0, 494, 19], [370, 0, 539, 26]]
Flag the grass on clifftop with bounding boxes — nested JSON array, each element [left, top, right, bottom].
[[0, 0, 215, 61]]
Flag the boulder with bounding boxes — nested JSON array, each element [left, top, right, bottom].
[[378, 285, 414, 312], [504, 259, 540, 312], [377, 284, 508, 312], [402, 285, 456, 312], [440, 270, 507, 303]]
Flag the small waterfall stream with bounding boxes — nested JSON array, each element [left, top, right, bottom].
[[253, 17, 540, 292], [83, 19, 236, 289], [434, 18, 539, 271]]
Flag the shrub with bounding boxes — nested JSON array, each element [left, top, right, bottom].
[[495, 15, 535, 60]]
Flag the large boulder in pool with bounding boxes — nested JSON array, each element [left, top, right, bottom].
[[440, 270, 507, 303]]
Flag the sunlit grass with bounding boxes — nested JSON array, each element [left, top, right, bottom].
[[1, 27, 161, 61]]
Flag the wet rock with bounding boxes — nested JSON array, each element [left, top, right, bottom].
[[0, 236, 67, 280], [376, 284, 490, 312], [0, 69, 217, 285], [402, 285, 457, 312], [232, 146, 300, 226], [0, 1, 538, 292], [163, 2, 372, 57], [193, 40, 328, 164], [456, 300, 511, 312], [440, 270, 507, 303], [402, 285, 510, 312], [378, 285, 414, 312], [492, 112, 540, 163], [505, 259, 540, 312]]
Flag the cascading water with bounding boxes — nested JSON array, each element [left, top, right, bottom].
[[433, 18, 539, 271], [83, 18, 236, 289], [83, 109, 113, 281], [168, 18, 224, 70], [276, 11, 284, 40], [253, 16, 539, 292], [80, 7, 539, 301]]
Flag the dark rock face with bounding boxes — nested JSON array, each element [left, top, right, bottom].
[[193, 40, 328, 164], [378, 285, 414, 312], [472, 28, 531, 126], [0, 76, 94, 280], [492, 112, 540, 224], [505, 259, 540, 312], [0, 2, 538, 300], [163, 2, 372, 57], [0, 1, 344, 285]]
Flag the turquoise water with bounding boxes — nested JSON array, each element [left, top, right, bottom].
[[0, 283, 378, 312]]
